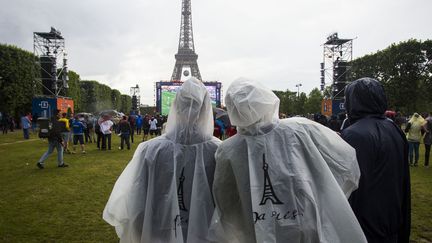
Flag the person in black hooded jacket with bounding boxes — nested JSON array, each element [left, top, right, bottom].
[[36, 110, 69, 169], [341, 77, 411, 243]]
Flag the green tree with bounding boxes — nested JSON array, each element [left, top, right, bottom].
[[120, 95, 132, 113], [63, 70, 81, 111], [79, 81, 98, 112], [273, 90, 296, 116], [111, 89, 122, 110], [305, 88, 323, 114], [350, 39, 432, 114], [0, 44, 41, 118], [0, 43, 133, 117], [293, 93, 307, 115]]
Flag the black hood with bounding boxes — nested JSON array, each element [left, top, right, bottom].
[[344, 77, 387, 124]]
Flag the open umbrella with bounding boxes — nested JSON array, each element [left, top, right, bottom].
[[99, 110, 119, 117], [76, 112, 92, 118]]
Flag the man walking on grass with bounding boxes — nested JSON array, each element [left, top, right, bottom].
[[36, 110, 69, 169]]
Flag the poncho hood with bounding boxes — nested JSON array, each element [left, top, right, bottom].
[[165, 77, 214, 144], [344, 77, 387, 124], [225, 78, 279, 135], [408, 112, 425, 125]]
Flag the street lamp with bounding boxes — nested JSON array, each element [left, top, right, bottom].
[[295, 83, 302, 98]]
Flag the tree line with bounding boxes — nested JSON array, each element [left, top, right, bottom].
[[0, 44, 132, 119], [2, 39, 431, 120], [349, 39, 432, 115], [272, 88, 323, 116]]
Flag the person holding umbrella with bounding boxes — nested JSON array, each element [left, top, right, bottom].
[[99, 114, 114, 150]]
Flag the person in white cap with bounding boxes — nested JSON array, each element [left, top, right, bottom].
[[103, 77, 221, 243], [211, 78, 366, 243]]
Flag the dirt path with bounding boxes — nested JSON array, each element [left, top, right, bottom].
[[0, 139, 39, 146]]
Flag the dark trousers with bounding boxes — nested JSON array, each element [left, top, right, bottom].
[[96, 132, 102, 148], [23, 128, 29, 139], [425, 144, 431, 166], [136, 127, 142, 135], [130, 126, 135, 143], [102, 133, 111, 150], [120, 133, 130, 150], [2, 125, 8, 134], [84, 130, 91, 143]]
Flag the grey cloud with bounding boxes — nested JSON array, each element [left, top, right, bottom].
[[1, 0, 431, 106]]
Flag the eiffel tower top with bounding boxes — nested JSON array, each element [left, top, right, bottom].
[[178, 0, 195, 53], [171, 0, 202, 81]]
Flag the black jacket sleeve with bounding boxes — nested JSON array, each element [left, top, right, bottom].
[[50, 118, 63, 143]]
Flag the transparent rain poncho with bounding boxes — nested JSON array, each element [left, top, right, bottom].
[[211, 78, 367, 243], [407, 112, 426, 142], [103, 78, 221, 243]]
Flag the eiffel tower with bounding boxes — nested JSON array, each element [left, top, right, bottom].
[[177, 167, 188, 211], [259, 154, 283, 205], [171, 0, 202, 81]]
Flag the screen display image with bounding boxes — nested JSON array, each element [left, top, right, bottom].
[[158, 82, 221, 116], [161, 85, 182, 116]]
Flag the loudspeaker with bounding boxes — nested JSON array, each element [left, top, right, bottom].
[[40, 56, 56, 95], [333, 61, 347, 82], [332, 61, 348, 99], [132, 96, 138, 111]]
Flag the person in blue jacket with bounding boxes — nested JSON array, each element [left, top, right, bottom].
[[341, 77, 411, 243], [71, 116, 86, 154], [135, 115, 143, 135]]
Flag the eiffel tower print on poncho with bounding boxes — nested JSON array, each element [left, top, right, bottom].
[[259, 154, 283, 205], [177, 167, 188, 211]]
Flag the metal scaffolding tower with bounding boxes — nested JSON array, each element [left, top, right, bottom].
[[33, 27, 68, 97], [320, 32, 353, 99], [131, 84, 140, 113]]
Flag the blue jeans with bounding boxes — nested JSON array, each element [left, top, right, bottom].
[[38, 139, 64, 166], [408, 141, 420, 165]]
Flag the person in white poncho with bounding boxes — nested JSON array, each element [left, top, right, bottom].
[[211, 78, 367, 243], [103, 78, 221, 243]]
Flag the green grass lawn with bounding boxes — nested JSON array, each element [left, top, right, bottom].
[[0, 130, 431, 242], [0, 131, 140, 242]]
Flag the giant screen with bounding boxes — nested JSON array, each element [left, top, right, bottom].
[[156, 81, 221, 116]]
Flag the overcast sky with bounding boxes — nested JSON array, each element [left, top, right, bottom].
[[1, 0, 431, 106]]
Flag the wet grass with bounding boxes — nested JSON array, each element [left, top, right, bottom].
[[0, 131, 140, 242], [0, 131, 431, 242]]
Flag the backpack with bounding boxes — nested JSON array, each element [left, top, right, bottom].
[[38, 117, 52, 138]]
